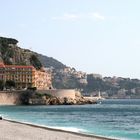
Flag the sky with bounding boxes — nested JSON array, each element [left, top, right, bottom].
[[0, 0, 140, 78]]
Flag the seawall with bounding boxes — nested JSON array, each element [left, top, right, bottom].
[[0, 89, 78, 105], [37, 89, 77, 99], [0, 91, 21, 105]]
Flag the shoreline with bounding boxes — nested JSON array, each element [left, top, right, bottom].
[[1, 118, 117, 140]]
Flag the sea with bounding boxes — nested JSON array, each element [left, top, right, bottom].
[[0, 99, 140, 140]]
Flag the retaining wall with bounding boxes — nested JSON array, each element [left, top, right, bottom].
[[0, 89, 78, 104], [37, 89, 77, 99], [0, 92, 20, 105]]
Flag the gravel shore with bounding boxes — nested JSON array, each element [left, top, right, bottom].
[[0, 119, 116, 140]]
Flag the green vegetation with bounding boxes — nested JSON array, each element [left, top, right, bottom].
[[0, 36, 140, 98], [19, 91, 53, 105], [34, 92, 53, 98], [5, 80, 16, 89], [27, 87, 37, 91], [52, 72, 81, 89], [37, 54, 66, 69], [30, 54, 42, 70], [0, 80, 4, 90], [19, 90, 34, 105], [0, 37, 18, 45], [0, 80, 16, 90], [0, 36, 66, 70], [118, 78, 140, 89], [85, 75, 111, 92], [0, 37, 16, 65]]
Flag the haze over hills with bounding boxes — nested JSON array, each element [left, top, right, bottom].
[[1, 36, 140, 99]]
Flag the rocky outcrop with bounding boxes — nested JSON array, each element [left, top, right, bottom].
[[0, 36, 66, 70], [0, 91, 97, 105], [29, 97, 97, 105], [28, 94, 97, 105]]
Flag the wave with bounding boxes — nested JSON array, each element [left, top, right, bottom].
[[3, 117, 120, 140], [47, 126, 86, 133], [1, 114, 86, 133], [3, 117, 86, 133]]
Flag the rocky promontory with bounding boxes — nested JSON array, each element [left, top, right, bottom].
[[20, 90, 97, 105], [0, 90, 97, 105]]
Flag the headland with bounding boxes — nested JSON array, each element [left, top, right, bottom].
[[0, 89, 98, 105]]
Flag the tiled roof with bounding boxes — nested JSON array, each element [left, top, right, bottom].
[[5, 65, 34, 68], [0, 63, 34, 69]]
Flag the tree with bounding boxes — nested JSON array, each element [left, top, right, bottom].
[[19, 90, 33, 105], [0, 80, 5, 90], [85, 75, 111, 93], [30, 54, 42, 70], [5, 80, 15, 89]]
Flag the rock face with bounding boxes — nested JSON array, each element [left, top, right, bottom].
[[0, 91, 97, 105], [29, 96, 97, 105], [0, 37, 42, 69], [0, 37, 66, 70], [27, 91, 97, 105]]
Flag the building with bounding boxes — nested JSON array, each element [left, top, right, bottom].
[[0, 62, 52, 90], [34, 68, 52, 90]]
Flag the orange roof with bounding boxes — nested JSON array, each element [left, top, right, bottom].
[[5, 65, 35, 69], [0, 64, 35, 69]]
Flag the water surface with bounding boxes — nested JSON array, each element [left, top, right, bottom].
[[0, 99, 140, 140]]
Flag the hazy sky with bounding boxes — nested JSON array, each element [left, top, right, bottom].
[[1, 0, 140, 78]]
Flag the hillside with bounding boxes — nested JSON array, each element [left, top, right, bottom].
[[0, 37, 66, 69], [36, 53, 66, 69], [1, 36, 140, 99]]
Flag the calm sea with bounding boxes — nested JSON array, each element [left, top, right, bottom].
[[0, 99, 140, 140]]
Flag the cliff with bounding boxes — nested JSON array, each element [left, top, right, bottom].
[[0, 37, 66, 70]]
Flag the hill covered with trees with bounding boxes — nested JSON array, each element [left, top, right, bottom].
[[0, 37, 66, 70], [1, 36, 140, 98]]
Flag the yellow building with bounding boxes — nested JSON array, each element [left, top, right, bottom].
[[34, 68, 52, 90], [0, 62, 52, 90]]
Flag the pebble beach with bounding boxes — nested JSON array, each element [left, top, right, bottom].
[[0, 119, 114, 140]]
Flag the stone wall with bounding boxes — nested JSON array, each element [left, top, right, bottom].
[[37, 89, 77, 99], [0, 89, 80, 105], [0, 92, 20, 105]]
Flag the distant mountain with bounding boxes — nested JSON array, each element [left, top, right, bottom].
[[0, 37, 66, 70], [36, 53, 66, 69]]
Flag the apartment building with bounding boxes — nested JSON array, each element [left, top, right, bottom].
[[0, 62, 52, 90], [34, 69, 52, 90]]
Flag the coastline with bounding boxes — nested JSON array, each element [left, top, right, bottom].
[[0, 118, 117, 140]]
